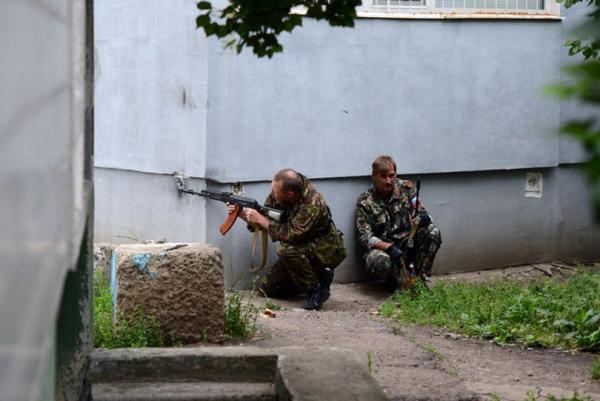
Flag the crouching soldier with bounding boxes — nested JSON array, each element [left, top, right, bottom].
[[355, 156, 441, 291], [232, 168, 346, 310]]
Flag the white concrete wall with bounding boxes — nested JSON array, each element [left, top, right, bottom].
[[0, 0, 87, 399], [206, 19, 561, 182], [94, 1, 208, 178]]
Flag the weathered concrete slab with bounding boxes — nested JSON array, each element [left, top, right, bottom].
[[115, 243, 224, 343], [275, 347, 388, 401], [92, 382, 275, 401], [89, 346, 387, 401], [89, 347, 278, 384]]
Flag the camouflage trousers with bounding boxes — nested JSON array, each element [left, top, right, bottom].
[[364, 224, 442, 278], [259, 242, 325, 298]]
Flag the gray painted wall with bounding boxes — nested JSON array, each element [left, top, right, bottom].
[[204, 168, 600, 285], [94, 1, 208, 178], [95, 168, 207, 243], [94, 1, 600, 288], [206, 19, 562, 181]]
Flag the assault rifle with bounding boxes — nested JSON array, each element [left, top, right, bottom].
[[405, 178, 422, 286], [174, 172, 283, 235]]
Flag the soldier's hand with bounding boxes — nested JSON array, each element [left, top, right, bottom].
[[418, 213, 432, 228], [385, 244, 403, 264], [226, 204, 239, 215], [242, 208, 255, 224], [242, 209, 270, 230]]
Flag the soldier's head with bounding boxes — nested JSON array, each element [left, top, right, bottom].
[[272, 168, 302, 203], [371, 155, 397, 198]]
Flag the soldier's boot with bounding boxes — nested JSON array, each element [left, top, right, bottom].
[[383, 275, 400, 293], [303, 268, 334, 311], [317, 268, 334, 303], [303, 286, 322, 310], [383, 262, 401, 293]]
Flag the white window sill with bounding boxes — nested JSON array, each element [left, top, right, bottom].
[[356, 10, 562, 19], [290, 7, 562, 20]]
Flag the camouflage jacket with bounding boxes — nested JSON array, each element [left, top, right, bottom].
[[265, 173, 336, 245], [355, 178, 425, 249]]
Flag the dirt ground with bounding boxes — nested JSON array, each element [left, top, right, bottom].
[[240, 263, 600, 401]]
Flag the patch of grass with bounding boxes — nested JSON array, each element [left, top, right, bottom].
[[525, 390, 591, 401], [93, 269, 166, 348], [367, 352, 373, 373], [413, 339, 458, 377], [224, 291, 258, 340], [591, 357, 600, 380], [380, 270, 600, 351], [489, 393, 502, 401], [264, 298, 283, 311], [421, 342, 442, 359]]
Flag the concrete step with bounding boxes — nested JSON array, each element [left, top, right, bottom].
[[91, 381, 276, 401], [89, 347, 278, 383]]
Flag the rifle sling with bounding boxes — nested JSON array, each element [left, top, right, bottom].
[[249, 224, 268, 272]]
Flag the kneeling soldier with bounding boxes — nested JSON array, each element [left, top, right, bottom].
[[233, 168, 346, 310], [355, 156, 441, 291]]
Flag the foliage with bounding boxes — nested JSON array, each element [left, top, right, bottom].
[[380, 271, 600, 351], [553, 0, 600, 220], [224, 291, 259, 340], [195, 0, 359, 58], [592, 356, 600, 380], [93, 269, 167, 348]]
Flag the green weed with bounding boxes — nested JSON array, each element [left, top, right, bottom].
[[591, 357, 600, 380], [524, 390, 591, 401], [224, 291, 258, 340], [93, 269, 166, 348], [367, 352, 373, 373], [264, 298, 283, 311], [421, 343, 442, 359], [380, 270, 600, 351]]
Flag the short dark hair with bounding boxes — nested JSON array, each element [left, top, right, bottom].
[[274, 168, 303, 194], [372, 155, 397, 175]]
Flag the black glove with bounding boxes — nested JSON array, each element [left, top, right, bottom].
[[385, 244, 403, 265], [418, 213, 432, 228]]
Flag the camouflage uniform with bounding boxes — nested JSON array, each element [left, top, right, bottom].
[[355, 178, 441, 279], [260, 173, 346, 297]]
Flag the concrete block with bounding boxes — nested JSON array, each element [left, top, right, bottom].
[[114, 243, 224, 343], [275, 347, 388, 401], [91, 381, 275, 401], [89, 347, 278, 383], [94, 242, 115, 280]]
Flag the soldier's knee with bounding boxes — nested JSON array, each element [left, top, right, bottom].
[[365, 249, 392, 275], [419, 225, 441, 251], [276, 243, 303, 259], [428, 226, 442, 251]]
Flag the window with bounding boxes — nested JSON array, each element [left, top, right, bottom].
[[359, 0, 558, 16]]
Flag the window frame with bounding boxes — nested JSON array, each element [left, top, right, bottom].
[[356, 0, 561, 18]]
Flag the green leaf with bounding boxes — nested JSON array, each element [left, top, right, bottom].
[[216, 25, 231, 38], [203, 23, 217, 36], [196, 14, 210, 28], [196, 1, 212, 10]]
